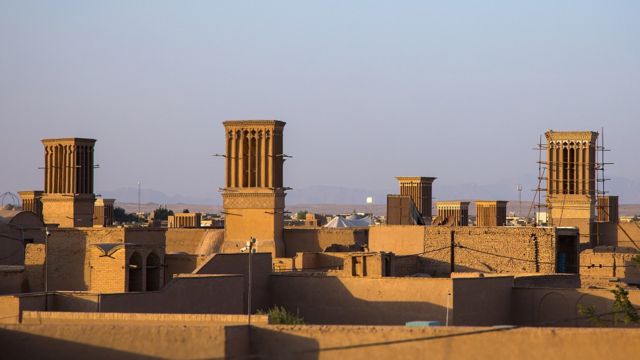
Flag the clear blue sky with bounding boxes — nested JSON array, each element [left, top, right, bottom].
[[1, 1, 638, 200]]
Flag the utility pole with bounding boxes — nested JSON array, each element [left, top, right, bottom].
[[450, 230, 455, 275], [242, 237, 257, 326], [137, 181, 141, 214], [517, 184, 523, 217]]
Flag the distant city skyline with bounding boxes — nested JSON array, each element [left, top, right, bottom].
[[1, 1, 639, 202]]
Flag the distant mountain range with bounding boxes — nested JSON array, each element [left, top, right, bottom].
[[101, 188, 214, 205], [101, 177, 640, 206]]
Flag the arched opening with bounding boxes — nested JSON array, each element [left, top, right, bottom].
[[242, 130, 249, 186], [562, 146, 569, 194], [568, 143, 575, 194], [250, 132, 257, 187], [146, 252, 161, 291], [128, 252, 143, 292]]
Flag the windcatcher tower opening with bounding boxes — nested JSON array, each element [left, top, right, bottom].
[[222, 120, 286, 256], [41, 138, 97, 227]]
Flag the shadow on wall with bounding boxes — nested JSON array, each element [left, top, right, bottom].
[[99, 274, 244, 314], [194, 253, 272, 313], [46, 231, 88, 291], [249, 326, 319, 360], [269, 275, 452, 325], [512, 287, 640, 327], [0, 327, 158, 360], [418, 257, 487, 276], [283, 228, 368, 257]]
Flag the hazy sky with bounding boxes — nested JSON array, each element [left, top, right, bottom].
[[1, 1, 639, 200]]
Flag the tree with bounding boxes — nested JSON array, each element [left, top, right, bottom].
[[611, 285, 640, 325], [578, 285, 639, 326], [153, 206, 174, 221], [296, 210, 308, 220], [113, 207, 139, 223]]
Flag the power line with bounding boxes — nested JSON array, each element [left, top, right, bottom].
[[454, 244, 639, 269]]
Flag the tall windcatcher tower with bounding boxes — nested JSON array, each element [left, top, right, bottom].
[[545, 130, 598, 244], [222, 120, 286, 256], [41, 138, 97, 227], [396, 177, 436, 224]]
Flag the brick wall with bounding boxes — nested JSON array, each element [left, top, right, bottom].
[[370, 225, 558, 275]]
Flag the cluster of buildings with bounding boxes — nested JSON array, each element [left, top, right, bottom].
[[0, 121, 639, 359]]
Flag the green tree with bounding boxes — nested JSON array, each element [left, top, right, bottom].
[[578, 285, 640, 326], [113, 207, 139, 223], [611, 285, 640, 325], [153, 206, 174, 221], [296, 210, 308, 220]]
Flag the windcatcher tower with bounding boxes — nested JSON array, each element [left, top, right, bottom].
[[396, 177, 436, 225], [222, 121, 286, 256], [545, 131, 598, 245], [41, 138, 96, 227]]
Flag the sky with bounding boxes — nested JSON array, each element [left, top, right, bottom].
[[1, 1, 639, 202]]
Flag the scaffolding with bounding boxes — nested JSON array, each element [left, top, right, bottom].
[[531, 129, 612, 233]]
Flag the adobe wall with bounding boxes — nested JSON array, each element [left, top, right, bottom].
[[580, 248, 640, 284], [617, 222, 640, 249], [2, 322, 640, 360], [513, 274, 580, 288], [87, 246, 126, 293], [165, 228, 205, 253], [122, 228, 167, 246], [0, 225, 26, 266], [24, 244, 45, 292], [46, 228, 126, 291], [20, 311, 268, 325], [370, 226, 557, 275], [269, 274, 452, 325], [99, 274, 244, 314], [595, 222, 618, 246], [0, 296, 19, 324], [222, 205, 285, 257], [293, 252, 345, 271], [45, 228, 168, 292], [390, 255, 420, 276], [249, 325, 640, 360], [0, 323, 247, 359], [50, 293, 99, 312], [451, 276, 513, 326], [165, 228, 224, 255], [0, 293, 46, 324], [283, 228, 368, 257], [511, 287, 640, 327], [0, 267, 26, 295], [194, 253, 271, 312], [164, 253, 201, 283], [424, 227, 557, 275], [368, 225, 424, 255]]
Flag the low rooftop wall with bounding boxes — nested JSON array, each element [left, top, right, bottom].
[[1, 323, 640, 360], [20, 311, 267, 325]]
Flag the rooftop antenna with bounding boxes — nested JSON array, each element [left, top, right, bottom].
[[516, 184, 523, 217], [137, 181, 141, 214]]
